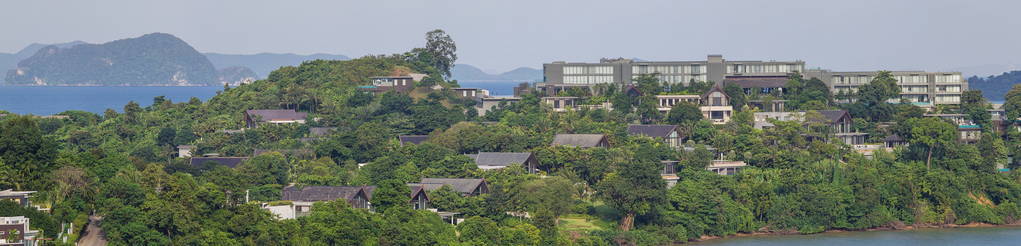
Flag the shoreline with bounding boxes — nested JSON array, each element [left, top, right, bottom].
[[691, 222, 1021, 244], [0, 84, 224, 87]]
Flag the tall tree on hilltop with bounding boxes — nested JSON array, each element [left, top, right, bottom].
[[424, 29, 457, 78], [597, 159, 666, 231]]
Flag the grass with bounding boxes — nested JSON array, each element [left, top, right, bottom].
[[559, 214, 613, 233]]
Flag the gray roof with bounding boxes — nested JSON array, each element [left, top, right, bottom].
[[282, 186, 366, 202], [468, 152, 533, 167], [245, 109, 308, 122], [723, 76, 789, 89], [627, 125, 677, 138], [552, 134, 607, 147], [309, 127, 337, 137], [417, 178, 486, 194], [399, 135, 430, 145], [814, 110, 850, 124], [190, 157, 249, 168]]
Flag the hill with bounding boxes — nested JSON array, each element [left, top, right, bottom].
[[204, 53, 350, 79], [4, 33, 219, 86], [451, 63, 541, 82], [0, 41, 87, 75], [968, 70, 1021, 101]]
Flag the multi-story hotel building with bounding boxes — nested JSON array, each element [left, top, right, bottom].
[[540, 55, 967, 106], [804, 70, 967, 106], [542, 55, 805, 86]]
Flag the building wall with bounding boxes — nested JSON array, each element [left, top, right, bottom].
[[805, 70, 967, 105], [543, 55, 804, 86]]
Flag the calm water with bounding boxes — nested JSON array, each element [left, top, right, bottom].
[[692, 227, 1021, 246], [0, 81, 524, 115]]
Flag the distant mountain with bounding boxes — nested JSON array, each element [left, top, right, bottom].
[[5, 33, 220, 86], [969, 70, 1021, 102], [204, 53, 349, 78], [217, 66, 257, 86], [0, 41, 87, 75], [451, 64, 541, 82]]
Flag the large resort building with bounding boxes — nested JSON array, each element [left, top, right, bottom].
[[539, 54, 967, 107]]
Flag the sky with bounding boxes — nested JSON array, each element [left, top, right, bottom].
[[2, 0, 1020, 76]]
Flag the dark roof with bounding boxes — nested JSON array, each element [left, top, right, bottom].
[[361, 186, 376, 200], [281, 186, 367, 202], [309, 127, 337, 137], [408, 185, 428, 199], [468, 152, 534, 167], [883, 134, 905, 142], [723, 76, 789, 89], [813, 110, 850, 124], [399, 135, 430, 145], [190, 157, 249, 168], [702, 85, 728, 99], [245, 109, 308, 122], [552, 134, 607, 147], [627, 124, 677, 138], [417, 178, 485, 194]]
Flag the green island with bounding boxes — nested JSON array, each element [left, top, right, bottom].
[[3, 29, 1021, 246]]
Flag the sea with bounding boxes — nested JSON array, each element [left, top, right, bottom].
[[0, 81, 526, 115], [691, 227, 1021, 246]]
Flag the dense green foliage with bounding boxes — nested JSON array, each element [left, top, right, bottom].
[[3, 31, 1021, 246], [969, 70, 1021, 101]]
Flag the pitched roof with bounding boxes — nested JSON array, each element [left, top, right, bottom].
[[552, 134, 607, 147], [723, 76, 789, 89], [245, 109, 308, 122], [417, 178, 485, 194], [813, 110, 850, 124], [190, 157, 249, 168], [702, 85, 729, 99], [0, 189, 35, 197], [469, 152, 534, 167], [281, 186, 366, 202], [399, 135, 430, 145], [309, 127, 337, 137], [627, 124, 678, 138]]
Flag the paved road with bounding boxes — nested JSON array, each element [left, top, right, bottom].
[[78, 216, 107, 246]]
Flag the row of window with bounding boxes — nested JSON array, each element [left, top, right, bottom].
[[563, 75, 614, 84], [901, 85, 928, 93], [632, 64, 705, 74], [935, 74, 962, 83], [564, 66, 614, 75], [894, 75, 927, 83], [935, 95, 961, 103], [633, 74, 707, 84], [726, 64, 803, 74]]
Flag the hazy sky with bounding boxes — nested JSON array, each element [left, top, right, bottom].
[[3, 0, 1019, 75]]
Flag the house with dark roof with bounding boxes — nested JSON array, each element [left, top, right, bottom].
[[883, 134, 908, 148], [190, 157, 250, 169], [724, 76, 789, 112], [411, 178, 489, 196], [701, 86, 733, 124], [809, 110, 867, 145], [465, 152, 538, 173], [551, 134, 610, 148], [244, 109, 308, 128], [398, 135, 430, 146], [281, 186, 372, 217], [627, 124, 682, 148], [358, 76, 414, 94]]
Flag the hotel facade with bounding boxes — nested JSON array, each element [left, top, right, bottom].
[[540, 55, 967, 106]]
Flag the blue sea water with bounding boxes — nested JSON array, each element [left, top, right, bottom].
[[0, 81, 526, 115]]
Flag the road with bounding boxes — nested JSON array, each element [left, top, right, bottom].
[[77, 216, 107, 246]]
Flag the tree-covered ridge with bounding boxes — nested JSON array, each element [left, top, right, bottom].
[[970, 70, 1021, 101], [5, 33, 218, 86], [3, 30, 1021, 245]]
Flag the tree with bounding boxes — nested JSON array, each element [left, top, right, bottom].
[[372, 179, 411, 213], [458, 216, 501, 244], [0, 116, 58, 190], [597, 160, 666, 231], [902, 117, 958, 169], [961, 90, 991, 128], [239, 152, 289, 186], [724, 84, 746, 110], [1005, 84, 1021, 122], [424, 29, 457, 78], [851, 71, 899, 122], [977, 132, 1007, 172], [666, 102, 702, 126]]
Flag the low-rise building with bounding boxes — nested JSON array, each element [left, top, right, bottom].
[[398, 135, 430, 146], [244, 109, 308, 128], [551, 134, 610, 148], [627, 124, 682, 148], [465, 152, 539, 173], [410, 178, 489, 196], [476, 97, 521, 117], [0, 216, 38, 246], [701, 86, 734, 124]]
